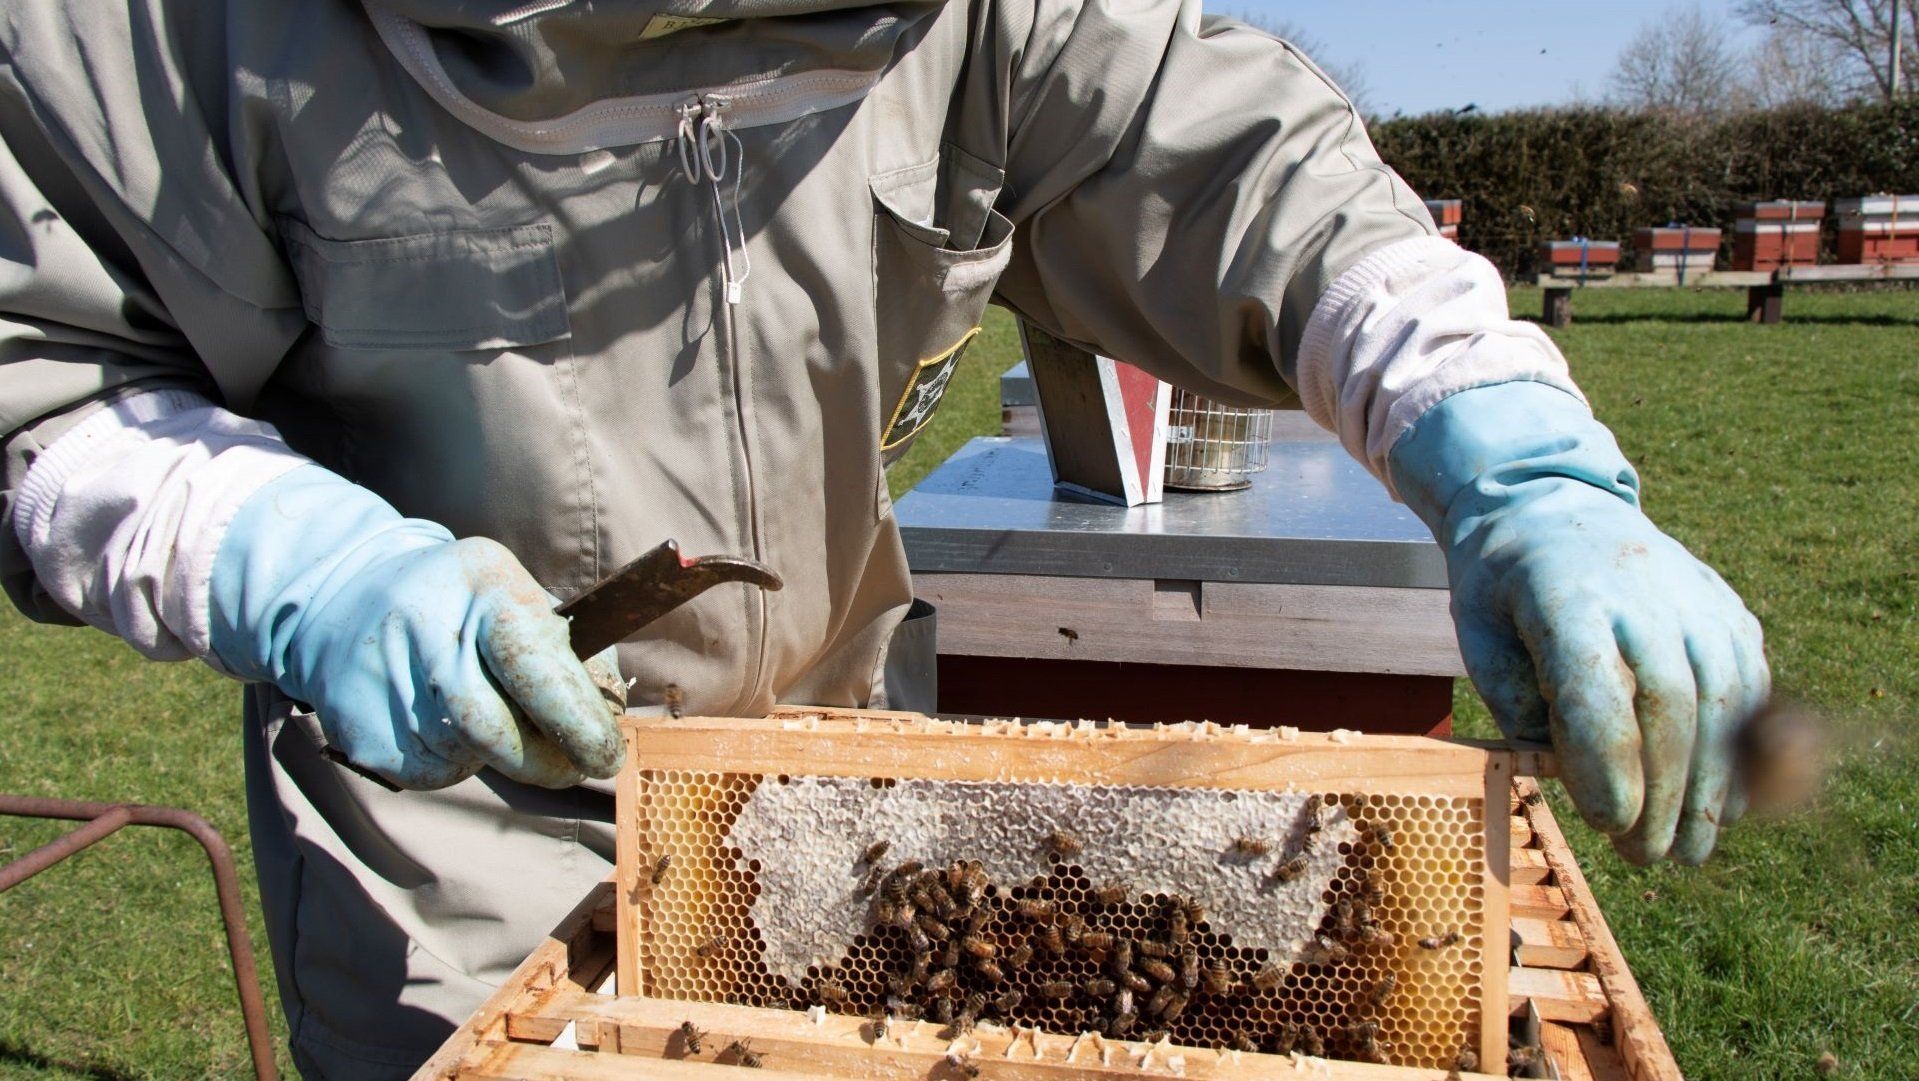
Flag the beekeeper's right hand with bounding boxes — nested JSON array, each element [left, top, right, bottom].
[[207, 465, 626, 790]]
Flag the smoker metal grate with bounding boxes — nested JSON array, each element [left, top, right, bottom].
[[1163, 390, 1273, 491]]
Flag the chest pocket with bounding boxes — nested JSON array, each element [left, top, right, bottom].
[[280, 220, 570, 351], [871, 147, 1014, 465]]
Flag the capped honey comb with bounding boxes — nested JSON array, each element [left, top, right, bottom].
[[617, 715, 1510, 1071]]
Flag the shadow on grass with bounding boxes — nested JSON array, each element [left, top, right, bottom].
[[0, 1041, 141, 1081]]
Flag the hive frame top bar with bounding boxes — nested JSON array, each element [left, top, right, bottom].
[[618, 711, 1538, 800]]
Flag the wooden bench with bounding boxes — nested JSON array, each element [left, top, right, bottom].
[[1537, 263, 1919, 327]]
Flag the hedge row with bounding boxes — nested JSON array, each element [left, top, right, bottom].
[[1368, 99, 1919, 277]]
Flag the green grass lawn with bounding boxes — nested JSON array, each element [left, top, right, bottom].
[[2, 286, 1914, 1079]]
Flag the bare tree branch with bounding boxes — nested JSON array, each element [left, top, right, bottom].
[[1737, 0, 1918, 100], [1609, 3, 1751, 115]]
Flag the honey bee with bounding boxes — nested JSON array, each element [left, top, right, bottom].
[[1078, 931, 1115, 953], [1332, 899, 1357, 940], [1036, 924, 1066, 956], [1110, 938, 1133, 973], [1271, 854, 1310, 884], [1016, 898, 1055, 921], [1201, 958, 1231, 996], [859, 865, 888, 896], [881, 869, 911, 904], [926, 968, 957, 995], [723, 1039, 762, 1068], [1344, 1020, 1386, 1063], [1138, 958, 1175, 984], [906, 922, 932, 955], [1366, 973, 1397, 1009], [1037, 980, 1076, 1000], [1251, 960, 1283, 991], [1119, 970, 1152, 994], [895, 860, 925, 878], [995, 989, 1023, 1013], [678, 1020, 706, 1054], [1113, 987, 1134, 1016], [1373, 825, 1396, 852], [1271, 1023, 1300, 1054], [960, 935, 995, 959], [1060, 914, 1087, 946], [1180, 899, 1206, 926], [1523, 790, 1545, 807], [1453, 1048, 1480, 1072], [861, 840, 892, 865], [650, 854, 673, 886], [1044, 830, 1083, 859], [1179, 947, 1199, 990], [1006, 943, 1033, 969], [940, 940, 961, 969], [1358, 926, 1395, 948], [663, 683, 686, 719], [1109, 1009, 1138, 1036], [929, 996, 955, 1025], [1167, 905, 1189, 946], [891, 901, 919, 931], [1229, 1031, 1258, 1053], [1144, 985, 1176, 1017], [923, 881, 957, 917], [1509, 1044, 1544, 1071], [870, 1015, 889, 1041], [1297, 1028, 1324, 1057], [1230, 836, 1272, 856], [947, 1051, 982, 1079], [694, 934, 727, 959], [1360, 871, 1385, 907], [1083, 977, 1116, 997], [974, 959, 1005, 984], [818, 978, 849, 1007], [1301, 932, 1349, 966], [913, 914, 947, 942], [1418, 930, 1463, 950], [1094, 884, 1129, 906], [1137, 940, 1170, 959]]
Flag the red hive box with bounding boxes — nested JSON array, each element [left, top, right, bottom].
[[1539, 238, 1620, 277], [1423, 198, 1461, 240], [1634, 226, 1720, 274], [1834, 194, 1919, 264], [1732, 201, 1823, 271]]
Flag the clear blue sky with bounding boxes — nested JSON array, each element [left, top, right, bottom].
[[1224, 1, 1762, 116]]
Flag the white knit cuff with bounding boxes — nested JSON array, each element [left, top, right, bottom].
[[13, 388, 309, 662], [1297, 235, 1588, 498]]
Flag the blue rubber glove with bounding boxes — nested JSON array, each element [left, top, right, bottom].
[[208, 465, 626, 790], [1389, 382, 1769, 865]]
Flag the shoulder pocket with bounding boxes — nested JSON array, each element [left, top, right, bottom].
[[280, 221, 570, 351]]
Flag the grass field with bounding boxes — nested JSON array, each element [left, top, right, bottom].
[[1, 285, 1914, 1079]]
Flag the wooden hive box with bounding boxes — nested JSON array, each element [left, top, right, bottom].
[[414, 708, 1680, 1081]]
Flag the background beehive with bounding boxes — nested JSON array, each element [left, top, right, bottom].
[[617, 716, 1510, 1072]]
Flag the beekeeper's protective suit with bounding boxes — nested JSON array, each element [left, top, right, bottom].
[[0, 1, 1767, 1075]]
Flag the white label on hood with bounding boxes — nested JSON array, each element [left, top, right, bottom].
[[639, 14, 730, 39]]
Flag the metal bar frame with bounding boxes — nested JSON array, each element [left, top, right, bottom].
[[0, 793, 278, 1081]]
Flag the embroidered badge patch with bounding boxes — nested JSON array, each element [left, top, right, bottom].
[[882, 327, 980, 452]]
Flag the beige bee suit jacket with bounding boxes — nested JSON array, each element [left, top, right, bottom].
[[0, 0, 1433, 1073]]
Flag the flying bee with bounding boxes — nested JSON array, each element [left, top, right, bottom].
[[1083, 977, 1116, 997], [818, 978, 850, 1007], [974, 959, 1005, 984], [1179, 947, 1199, 989], [1230, 1031, 1258, 1053], [1006, 943, 1033, 969], [926, 967, 957, 995], [723, 1040, 762, 1068], [1419, 930, 1463, 950], [1043, 830, 1083, 859], [1078, 931, 1115, 953], [1230, 836, 1272, 857], [1201, 958, 1231, 996], [994, 989, 1023, 1013], [677, 1020, 706, 1054], [1251, 960, 1283, 991], [1036, 924, 1066, 956], [1094, 884, 1129, 906], [1271, 854, 1310, 885], [1366, 973, 1397, 1009], [1138, 958, 1175, 984], [650, 854, 673, 886], [960, 935, 995, 959], [861, 840, 892, 865], [1016, 898, 1055, 922], [663, 683, 685, 719], [694, 934, 727, 959], [1037, 980, 1076, 1000]]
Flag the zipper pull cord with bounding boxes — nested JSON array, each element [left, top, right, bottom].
[[676, 96, 752, 305]]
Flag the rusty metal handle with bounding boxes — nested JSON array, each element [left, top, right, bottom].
[[0, 794, 278, 1081]]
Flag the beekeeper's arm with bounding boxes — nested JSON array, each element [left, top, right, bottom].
[[0, 62, 619, 789], [982, 2, 1768, 864]]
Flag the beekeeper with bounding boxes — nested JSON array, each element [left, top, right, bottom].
[[1, 1, 1767, 1075]]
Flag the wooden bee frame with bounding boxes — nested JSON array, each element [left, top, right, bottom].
[[412, 725, 1676, 1080]]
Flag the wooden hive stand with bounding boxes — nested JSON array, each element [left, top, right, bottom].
[[414, 711, 1681, 1080]]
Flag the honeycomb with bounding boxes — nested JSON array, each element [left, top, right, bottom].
[[632, 770, 1488, 1070]]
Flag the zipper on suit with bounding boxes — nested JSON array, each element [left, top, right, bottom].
[[678, 95, 770, 707]]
